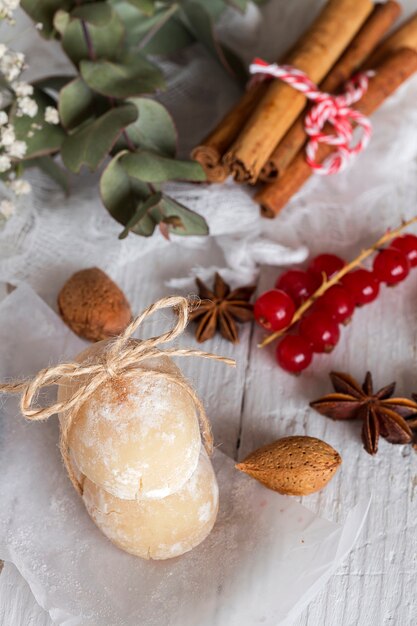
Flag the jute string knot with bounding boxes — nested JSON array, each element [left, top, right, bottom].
[[0, 296, 235, 495], [249, 58, 374, 175]]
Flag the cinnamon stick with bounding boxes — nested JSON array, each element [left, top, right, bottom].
[[191, 82, 268, 183], [256, 48, 417, 218], [259, 1, 402, 183], [365, 12, 417, 68], [224, 0, 374, 183]]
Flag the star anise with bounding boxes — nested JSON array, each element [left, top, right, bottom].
[[310, 371, 417, 455], [189, 273, 255, 343], [406, 394, 417, 450]]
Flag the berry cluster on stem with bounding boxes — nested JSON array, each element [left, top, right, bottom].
[[254, 216, 417, 373]]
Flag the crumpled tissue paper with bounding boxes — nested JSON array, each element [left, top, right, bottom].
[[0, 285, 370, 625]]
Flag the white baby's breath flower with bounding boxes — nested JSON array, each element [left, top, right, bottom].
[[17, 95, 38, 118], [0, 199, 15, 219], [0, 111, 8, 126], [9, 178, 30, 195], [7, 139, 26, 158], [0, 49, 25, 82], [0, 0, 19, 21], [0, 154, 11, 172], [0, 44, 7, 59], [1, 124, 15, 146], [12, 81, 33, 97], [0, 0, 20, 10], [35, 22, 43, 31], [44, 106, 59, 125]]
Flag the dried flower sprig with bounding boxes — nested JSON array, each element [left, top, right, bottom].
[[0, 2, 46, 220], [0, 0, 19, 24], [259, 215, 417, 348]]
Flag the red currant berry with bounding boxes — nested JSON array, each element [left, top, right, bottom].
[[390, 234, 417, 268], [254, 289, 295, 332], [299, 310, 340, 353], [316, 285, 355, 324], [372, 248, 410, 285], [276, 334, 313, 373], [308, 254, 345, 281], [275, 269, 321, 306], [341, 269, 380, 305]]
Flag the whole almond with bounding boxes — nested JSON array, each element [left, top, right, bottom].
[[58, 268, 132, 342], [236, 436, 341, 496]]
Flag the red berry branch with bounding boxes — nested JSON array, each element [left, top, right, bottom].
[[255, 216, 417, 373]]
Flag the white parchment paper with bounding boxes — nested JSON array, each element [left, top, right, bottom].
[[0, 285, 370, 625]]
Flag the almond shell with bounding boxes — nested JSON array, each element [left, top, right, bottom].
[[236, 435, 341, 496]]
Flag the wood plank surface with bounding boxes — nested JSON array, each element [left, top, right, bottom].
[[2, 246, 417, 625]]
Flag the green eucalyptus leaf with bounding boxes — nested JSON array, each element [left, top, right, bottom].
[[134, 4, 179, 50], [100, 153, 208, 238], [125, 0, 156, 16], [11, 89, 65, 159], [33, 75, 74, 92], [21, 0, 73, 37], [188, 0, 227, 20], [115, 3, 193, 54], [121, 150, 206, 183], [100, 152, 151, 226], [226, 0, 248, 11], [125, 98, 177, 156], [61, 104, 138, 173], [53, 9, 70, 36], [80, 54, 165, 98], [141, 15, 194, 54], [157, 194, 209, 237], [119, 191, 163, 238], [121, 192, 209, 237], [23, 156, 69, 193], [71, 3, 113, 26], [59, 78, 94, 130], [58, 77, 109, 130], [180, 1, 237, 76], [61, 9, 125, 64]]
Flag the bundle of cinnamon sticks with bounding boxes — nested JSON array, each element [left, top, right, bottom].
[[192, 1, 417, 218]]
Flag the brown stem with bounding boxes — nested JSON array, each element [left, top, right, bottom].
[[122, 130, 136, 152], [109, 98, 136, 152], [81, 20, 96, 61], [259, 215, 417, 348]]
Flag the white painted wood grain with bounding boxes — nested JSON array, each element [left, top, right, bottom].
[[239, 265, 417, 626], [2, 246, 417, 625], [0, 563, 51, 626], [5, 224, 417, 626], [0, 245, 253, 626]]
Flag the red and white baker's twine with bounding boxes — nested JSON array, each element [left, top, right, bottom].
[[249, 58, 374, 175]]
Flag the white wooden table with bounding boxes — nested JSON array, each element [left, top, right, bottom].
[[1, 239, 417, 625]]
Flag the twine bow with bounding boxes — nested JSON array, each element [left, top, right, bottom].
[[0, 296, 235, 495], [249, 58, 373, 175]]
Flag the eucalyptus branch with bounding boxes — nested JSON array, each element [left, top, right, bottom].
[[80, 19, 135, 153], [12, 0, 249, 238]]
